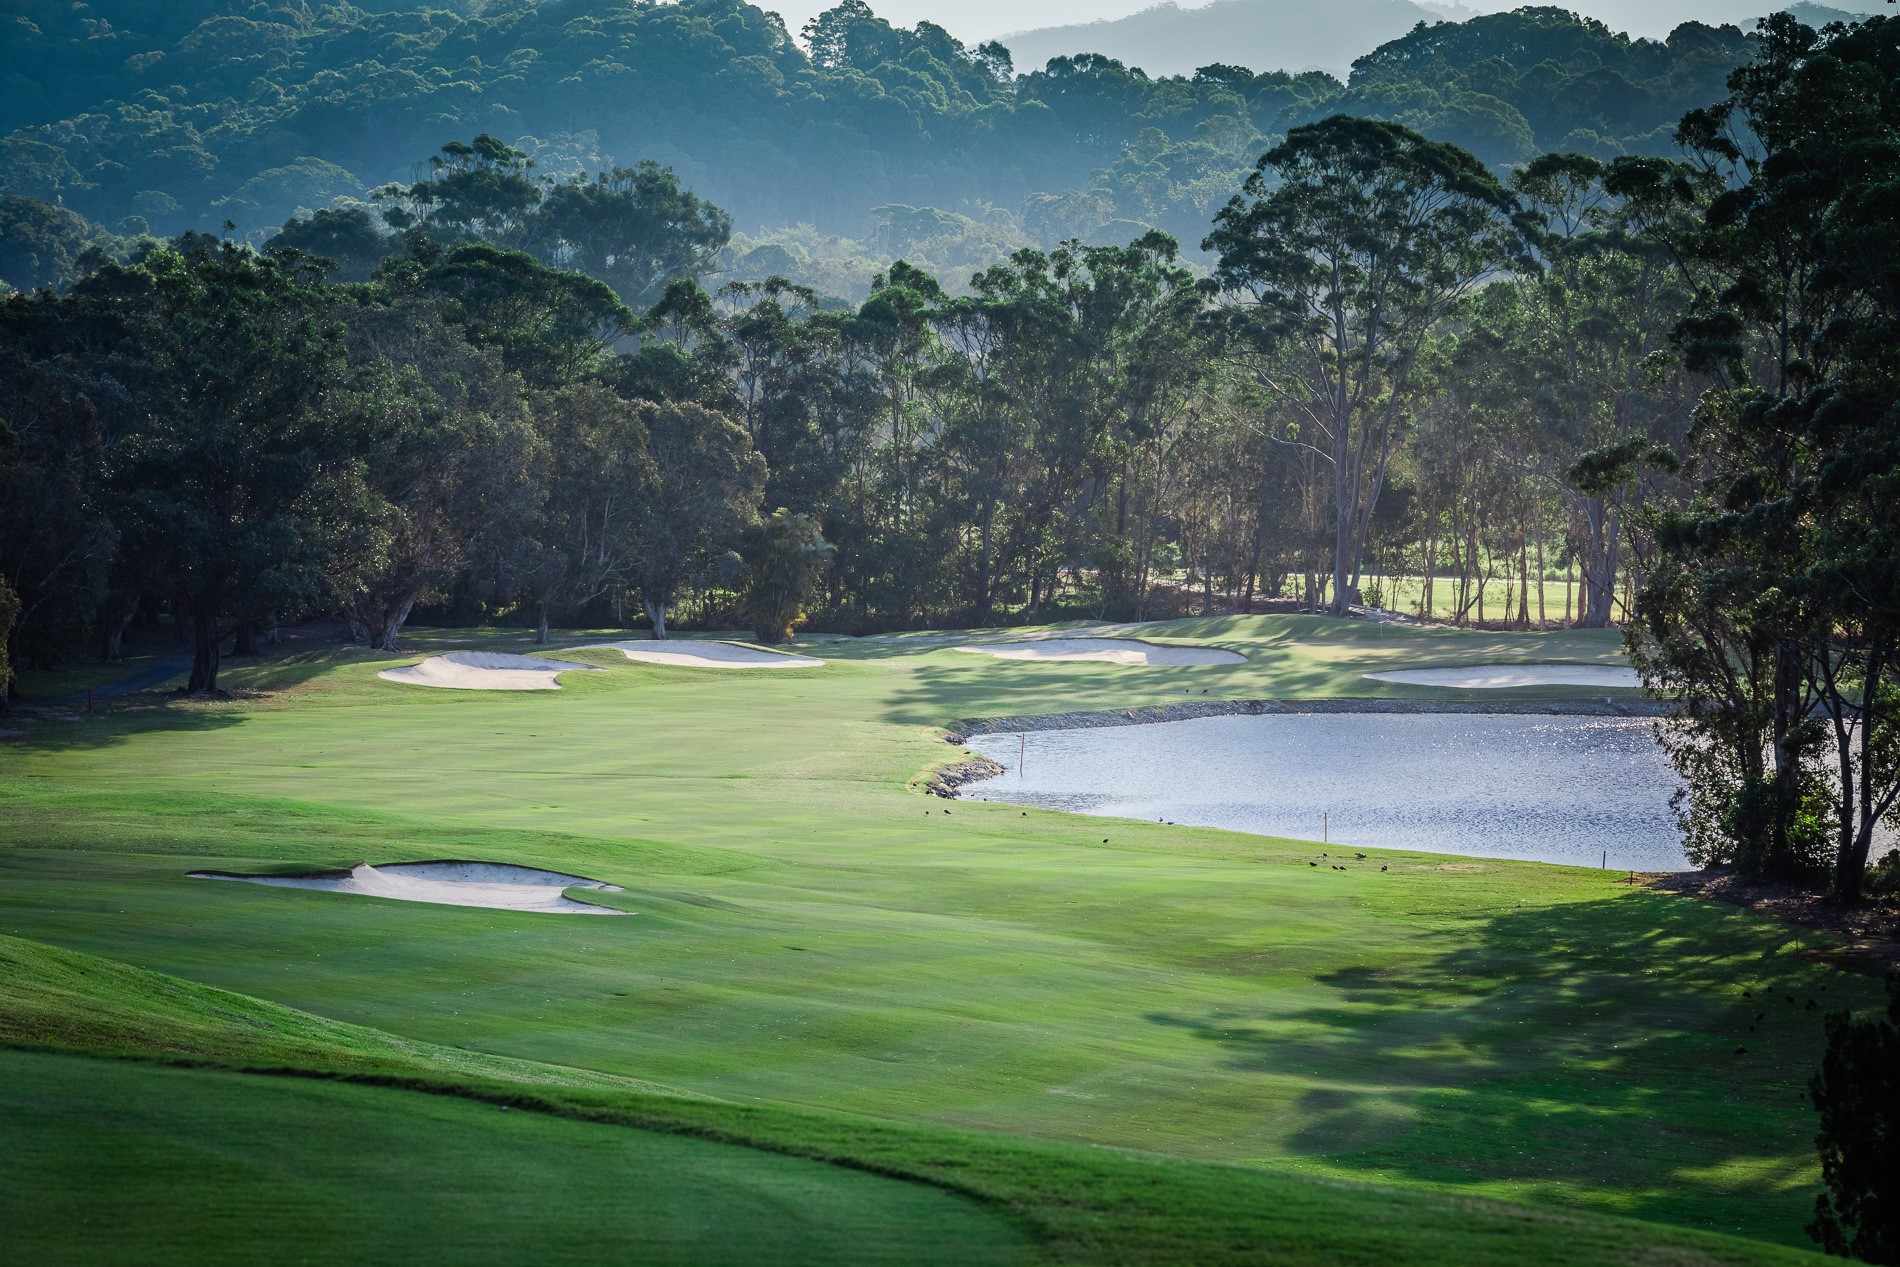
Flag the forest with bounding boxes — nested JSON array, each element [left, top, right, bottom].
[[1, 0, 1763, 284]]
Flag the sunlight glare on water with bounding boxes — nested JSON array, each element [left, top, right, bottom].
[[964, 713, 1688, 870]]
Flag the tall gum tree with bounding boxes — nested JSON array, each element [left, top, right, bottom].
[[1206, 115, 1528, 614]]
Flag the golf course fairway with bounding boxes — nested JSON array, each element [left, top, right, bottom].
[[0, 615, 1870, 1265]]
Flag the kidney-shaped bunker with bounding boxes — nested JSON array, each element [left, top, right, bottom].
[[191, 861, 630, 915]]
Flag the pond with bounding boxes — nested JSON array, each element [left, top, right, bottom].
[[962, 712, 1689, 871]]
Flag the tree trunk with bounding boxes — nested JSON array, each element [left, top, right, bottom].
[[976, 502, 996, 626], [104, 603, 137, 664], [232, 622, 255, 658], [1535, 528, 1546, 628], [1517, 535, 1531, 631], [536, 602, 550, 645], [1578, 496, 1617, 628], [643, 597, 669, 640], [187, 610, 221, 694], [376, 596, 417, 653]]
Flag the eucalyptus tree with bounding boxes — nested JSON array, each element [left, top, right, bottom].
[[330, 301, 544, 652], [742, 509, 835, 644], [0, 294, 114, 678], [515, 382, 657, 644], [1504, 153, 1693, 628], [91, 236, 369, 692], [376, 135, 543, 245], [403, 241, 635, 387], [526, 162, 731, 311], [1605, 13, 1900, 896], [628, 401, 766, 640], [1206, 115, 1528, 614]]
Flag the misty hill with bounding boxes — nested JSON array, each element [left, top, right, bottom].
[[0, 0, 1803, 296], [1003, 0, 1450, 79]]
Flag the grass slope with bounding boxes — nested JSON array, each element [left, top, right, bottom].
[[0, 933, 1822, 1266], [1, 1049, 1027, 1267], [0, 615, 1870, 1256]]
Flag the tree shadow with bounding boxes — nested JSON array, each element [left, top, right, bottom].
[[1146, 890, 1867, 1232], [877, 660, 1347, 731]]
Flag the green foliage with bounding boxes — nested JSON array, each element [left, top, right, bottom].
[[265, 206, 392, 282], [79, 235, 368, 691], [630, 400, 767, 638], [0, 195, 105, 293], [1809, 975, 1900, 1264], [0, 0, 1762, 262], [1207, 114, 1527, 615], [1621, 13, 1900, 899], [742, 508, 834, 643]]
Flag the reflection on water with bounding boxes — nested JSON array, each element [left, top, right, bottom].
[[964, 713, 1688, 871]]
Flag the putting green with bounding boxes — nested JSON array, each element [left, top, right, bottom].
[[0, 1049, 1029, 1266], [0, 615, 1866, 1259]]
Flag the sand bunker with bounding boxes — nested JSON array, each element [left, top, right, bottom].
[[378, 652, 601, 691], [581, 640, 823, 668], [953, 638, 1243, 667], [191, 861, 629, 915], [1366, 664, 1641, 689]]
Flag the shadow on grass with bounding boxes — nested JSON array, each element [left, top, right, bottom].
[[1147, 890, 1856, 1229], [876, 660, 1350, 730]]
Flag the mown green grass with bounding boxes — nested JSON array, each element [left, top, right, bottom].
[[0, 934, 1824, 1266], [0, 615, 1866, 1259], [0, 1048, 1030, 1267]]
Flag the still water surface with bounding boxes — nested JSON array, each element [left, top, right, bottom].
[[963, 713, 1688, 871]]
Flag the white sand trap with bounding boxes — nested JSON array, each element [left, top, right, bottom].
[[191, 861, 629, 915], [581, 640, 823, 668], [1366, 664, 1641, 689], [378, 651, 601, 691], [953, 638, 1244, 666]]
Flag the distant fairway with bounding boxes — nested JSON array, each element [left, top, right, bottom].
[[0, 615, 1866, 1263]]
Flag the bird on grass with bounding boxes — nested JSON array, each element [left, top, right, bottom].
[[1309, 861, 1318, 867], [1734, 1046, 1748, 1056], [1380, 865, 1388, 872]]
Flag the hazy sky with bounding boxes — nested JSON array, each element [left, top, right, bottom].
[[761, 0, 1886, 44]]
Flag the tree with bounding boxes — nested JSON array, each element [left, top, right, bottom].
[[0, 195, 102, 293], [1206, 115, 1527, 614], [266, 207, 392, 283], [629, 401, 766, 639], [376, 135, 541, 244], [407, 241, 634, 387], [502, 383, 654, 643], [330, 300, 544, 651], [0, 298, 115, 674], [1809, 974, 1900, 1265], [527, 163, 731, 311], [94, 236, 366, 692], [742, 509, 834, 643], [1615, 13, 1900, 898]]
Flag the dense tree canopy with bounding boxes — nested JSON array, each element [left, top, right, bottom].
[[0, 0, 1765, 289]]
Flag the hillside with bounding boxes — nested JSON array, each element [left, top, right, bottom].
[[1002, 0, 1449, 79], [0, 0, 1772, 291]]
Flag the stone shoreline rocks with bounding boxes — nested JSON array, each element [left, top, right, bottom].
[[943, 695, 1671, 745], [924, 755, 1009, 798]]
